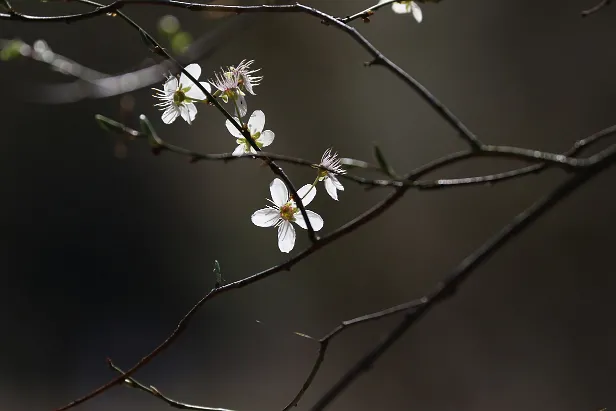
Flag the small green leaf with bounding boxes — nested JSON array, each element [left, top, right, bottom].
[[373, 143, 397, 178], [213, 260, 225, 287]]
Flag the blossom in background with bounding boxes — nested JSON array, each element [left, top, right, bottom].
[[211, 60, 262, 118], [153, 63, 211, 124], [226, 110, 275, 156], [251, 179, 323, 253], [316, 148, 346, 201], [378, 0, 423, 23]]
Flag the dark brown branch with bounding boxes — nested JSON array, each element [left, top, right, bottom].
[[101, 115, 616, 190], [1, 0, 482, 149], [278, 124, 616, 408], [68, 0, 318, 241], [5, 2, 606, 411], [308, 147, 616, 411]]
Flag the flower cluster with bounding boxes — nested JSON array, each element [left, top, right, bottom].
[[153, 61, 346, 253]]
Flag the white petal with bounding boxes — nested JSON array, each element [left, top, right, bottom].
[[161, 106, 179, 124], [225, 118, 244, 138], [185, 81, 211, 101], [296, 184, 316, 206], [294, 210, 323, 231], [251, 208, 280, 227], [392, 2, 411, 14], [232, 144, 246, 156], [180, 103, 197, 124], [164, 77, 178, 93], [258, 130, 275, 147], [180, 63, 201, 86], [411, 2, 422, 22], [247, 110, 265, 133], [324, 178, 338, 201], [270, 178, 288, 207], [277, 221, 296, 253], [329, 174, 344, 191], [235, 95, 247, 118]]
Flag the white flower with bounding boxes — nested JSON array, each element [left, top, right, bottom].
[[226, 110, 275, 156], [251, 179, 323, 253], [152, 63, 212, 125], [378, 0, 422, 22], [316, 148, 346, 201], [234, 59, 262, 95], [211, 60, 261, 118]]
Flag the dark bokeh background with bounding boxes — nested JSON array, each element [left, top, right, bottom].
[[1, 1, 615, 410]]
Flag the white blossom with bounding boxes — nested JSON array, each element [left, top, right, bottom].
[[152, 63, 211, 125], [251, 179, 323, 253], [378, 0, 423, 22], [211, 60, 262, 118], [316, 148, 346, 201], [226, 110, 275, 156]]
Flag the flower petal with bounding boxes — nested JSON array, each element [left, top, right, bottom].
[[296, 184, 316, 206], [392, 1, 411, 14], [164, 77, 178, 93], [180, 63, 201, 86], [251, 208, 280, 227], [162, 105, 179, 124], [411, 1, 422, 22], [180, 103, 197, 124], [225, 118, 244, 138], [324, 177, 338, 201], [329, 174, 344, 191], [235, 95, 247, 118], [270, 178, 288, 207], [294, 210, 323, 231], [247, 110, 265, 133], [185, 81, 211, 101], [232, 144, 246, 156], [277, 221, 296, 253], [258, 130, 275, 147]]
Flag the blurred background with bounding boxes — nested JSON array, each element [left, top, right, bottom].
[[0, 1, 615, 410]]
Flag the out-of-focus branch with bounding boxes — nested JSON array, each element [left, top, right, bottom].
[[4, 2, 610, 411], [582, 0, 611, 16], [0, 0, 482, 149]]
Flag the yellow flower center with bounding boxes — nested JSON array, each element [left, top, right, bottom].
[[173, 89, 186, 105], [279, 203, 296, 221]]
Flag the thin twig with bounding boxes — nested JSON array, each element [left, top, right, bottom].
[[107, 360, 241, 411], [102, 115, 616, 189], [71, 0, 318, 241], [0, 0, 483, 149], [308, 148, 616, 411]]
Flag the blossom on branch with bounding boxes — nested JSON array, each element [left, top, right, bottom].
[[152, 63, 211, 124], [211, 60, 262, 118], [378, 0, 423, 22], [226, 110, 275, 156], [251, 179, 323, 253], [315, 148, 346, 201]]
